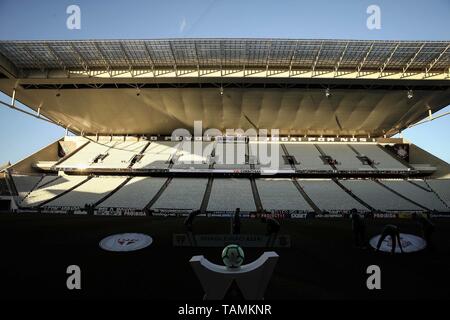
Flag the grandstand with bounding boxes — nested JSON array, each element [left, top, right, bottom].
[[207, 178, 256, 212], [285, 144, 334, 171], [21, 174, 87, 208], [12, 174, 44, 201], [319, 144, 373, 171], [152, 178, 208, 212], [172, 141, 214, 169], [0, 38, 449, 217], [298, 179, 369, 212], [256, 178, 312, 212], [380, 179, 449, 212], [426, 179, 450, 207], [340, 179, 424, 212], [42, 176, 128, 211], [213, 142, 249, 169], [350, 144, 409, 171], [249, 142, 291, 171], [132, 141, 180, 170], [97, 177, 167, 213]]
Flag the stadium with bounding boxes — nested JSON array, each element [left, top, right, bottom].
[[1, 38, 450, 300]]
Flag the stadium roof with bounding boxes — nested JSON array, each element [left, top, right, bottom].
[[0, 39, 449, 137], [0, 39, 449, 77]]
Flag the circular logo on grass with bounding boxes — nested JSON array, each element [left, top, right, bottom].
[[369, 233, 426, 253], [99, 233, 153, 252]]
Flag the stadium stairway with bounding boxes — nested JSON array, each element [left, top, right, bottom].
[[314, 144, 337, 170], [93, 176, 133, 208], [347, 144, 378, 170], [200, 177, 213, 214], [22, 175, 46, 203], [51, 140, 90, 168], [423, 180, 450, 210], [37, 176, 93, 208], [128, 141, 151, 169], [332, 178, 375, 211], [36, 175, 62, 190], [280, 144, 298, 170], [250, 178, 264, 212], [144, 177, 173, 212], [292, 179, 321, 214]]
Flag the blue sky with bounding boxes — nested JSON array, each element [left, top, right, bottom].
[[0, 0, 449, 164]]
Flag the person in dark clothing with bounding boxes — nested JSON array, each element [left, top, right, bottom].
[[231, 208, 241, 234], [376, 224, 403, 254], [415, 212, 435, 248], [351, 209, 366, 249], [261, 217, 280, 247], [184, 209, 201, 246], [184, 209, 201, 233]]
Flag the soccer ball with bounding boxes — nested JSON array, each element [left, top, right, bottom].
[[222, 244, 244, 268]]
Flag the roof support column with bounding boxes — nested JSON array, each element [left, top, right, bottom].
[[11, 88, 16, 107]]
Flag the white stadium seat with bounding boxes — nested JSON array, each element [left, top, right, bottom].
[[426, 179, 450, 208], [88, 141, 148, 169], [298, 179, 369, 212], [21, 175, 87, 207], [380, 180, 448, 212], [213, 142, 249, 169], [12, 174, 43, 201], [172, 141, 214, 169], [340, 179, 422, 211], [256, 178, 312, 211], [44, 176, 128, 208], [98, 177, 167, 210], [249, 142, 291, 170], [56, 141, 117, 169], [350, 144, 407, 171], [152, 178, 208, 211], [132, 141, 181, 169], [207, 178, 256, 212], [284, 144, 332, 171], [319, 144, 372, 171]]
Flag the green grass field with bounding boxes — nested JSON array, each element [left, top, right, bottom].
[[1, 213, 450, 300]]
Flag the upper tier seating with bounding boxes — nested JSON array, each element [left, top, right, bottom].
[[256, 178, 312, 211], [132, 141, 181, 170], [319, 144, 373, 171], [88, 141, 148, 169], [350, 144, 408, 171], [56, 141, 117, 169], [249, 142, 292, 170], [207, 178, 256, 212], [172, 142, 214, 169], [213, 142, 250, 169], [151, 178, 208, 211], [284, 144, 333, 171], [58, 140, 149, 169], [52, 139, 415, 173], [298, 179, 369, 212]]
